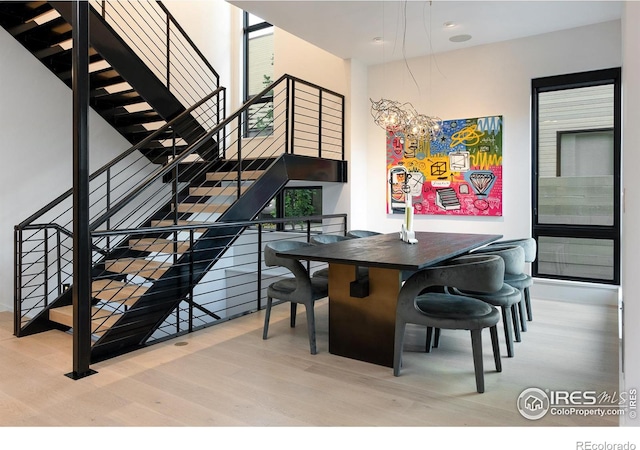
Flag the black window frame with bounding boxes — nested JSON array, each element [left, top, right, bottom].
[[242, 11, 273, 137], [531, 67, 621, 285]]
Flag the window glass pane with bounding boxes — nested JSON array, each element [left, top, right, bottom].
[[254, 188, 323, 232], [537, 236, 614, 281], [247, 27, 273, 98], [537, 85, 614, 226]]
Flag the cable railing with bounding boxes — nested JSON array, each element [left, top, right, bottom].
[[14, 74, 345, 340], [90, 0, 220, 110], [90, 215, 347, 344], [14, 89, 224, 333]]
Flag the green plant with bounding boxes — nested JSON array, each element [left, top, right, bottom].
[[254, 72, 274, 134]]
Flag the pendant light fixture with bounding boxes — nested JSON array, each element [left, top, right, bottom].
[[370, 1, 442, 141]]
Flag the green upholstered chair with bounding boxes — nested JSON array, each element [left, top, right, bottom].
[[262, 240, 329, 354], [452, 245, 525, 357], [485, 238, 537, 325], [309, 234, 364, 280], [394, 254, 505, 393]]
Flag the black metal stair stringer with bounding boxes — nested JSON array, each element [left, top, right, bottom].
[[48, 2, 218, 162], [89, 154, 347, 361]]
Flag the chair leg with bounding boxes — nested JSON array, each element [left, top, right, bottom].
[[425, 327, 433, 352], [511, 304, 521, 342], [490, 325, 502, 372], [501, 306, 514, 357], [525, 287, 533, 321], [433, 328, 441, 348], [304, 303, 317, 355], [518, 292, 527, 332], [393, 320, 407, 376], [290, 302, 297, 328], [470, 329, 485, 393], [263, 296, 273, 340]]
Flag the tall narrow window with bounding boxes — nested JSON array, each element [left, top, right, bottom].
[[532, 68, 621, 284], [243, 12, 273, 136]]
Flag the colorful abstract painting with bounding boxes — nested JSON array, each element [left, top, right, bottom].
[[386, 115, 503, 216]]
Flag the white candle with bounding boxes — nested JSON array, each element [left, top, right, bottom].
[[405, 193, 413, 231]]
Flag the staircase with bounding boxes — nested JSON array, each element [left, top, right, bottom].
[[0, 1, 222, 163], [9, 0, 348, 364]]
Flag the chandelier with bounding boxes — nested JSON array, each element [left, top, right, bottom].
[[370, 98, 442, 141]]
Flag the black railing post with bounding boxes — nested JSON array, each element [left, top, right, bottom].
[[68, 0, 96, 380], [341, 95, 346, 161], [166, 14, 171, 90], [57, 229, 62, 297], [188, 229, 195, 333], [237, 120, 243, 182], [43, 228, 49, 307], [14, 227, 22, 336], [289, 78, 295, 154], [257, 224, 263, 310], [318, 90, 323, 158], [106, 167, 111, 250], [172, 131, 179, 226]]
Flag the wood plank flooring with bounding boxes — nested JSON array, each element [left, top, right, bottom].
[[0, 296, 621, 431]]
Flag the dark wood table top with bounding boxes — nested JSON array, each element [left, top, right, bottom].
[[277, 231, 502, 271]]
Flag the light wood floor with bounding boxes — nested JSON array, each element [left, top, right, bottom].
[[0, 296, 621, 430]]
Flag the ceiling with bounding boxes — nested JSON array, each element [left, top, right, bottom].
[[227, 0, 623, 66]]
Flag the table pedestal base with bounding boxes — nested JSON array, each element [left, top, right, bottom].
[[328, 264, 402, 367]]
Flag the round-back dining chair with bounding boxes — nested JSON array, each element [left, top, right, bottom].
[[309, 234, 357, 279], [452, 245, 525, 357], [394, 254, 505, 393], [485, 237, 537, 325], [262, 240, 329, 354]]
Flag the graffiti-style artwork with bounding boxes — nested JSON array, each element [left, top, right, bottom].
[[386, 115, 503, 216]]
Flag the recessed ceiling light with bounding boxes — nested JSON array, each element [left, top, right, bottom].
[[449, 34, 472, 43], [443, 21, 456, 28]]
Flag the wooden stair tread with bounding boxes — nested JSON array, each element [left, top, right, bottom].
[[129, 238, 191, 254], [49, 305, 122, 333], [105, 258, 170, 280], [175, 203, 229, 214], [92, 279, 149, 305], [189, 186, 248, 197], [206, 170, 265, 181]]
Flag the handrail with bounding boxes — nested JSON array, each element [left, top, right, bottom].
[[15, 70, 346, 343], [16, 87, 224, 229], [90, 0, 219, 106], [89, 73, 345, 232], [92, 213, 349, 237], [156, 1, 219, 82], [22, 223, 108, 256]]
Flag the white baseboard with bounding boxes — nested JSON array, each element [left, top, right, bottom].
[[531, 277, 620, 307]]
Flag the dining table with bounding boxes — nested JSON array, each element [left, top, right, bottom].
[[276, 231, 502, 367]]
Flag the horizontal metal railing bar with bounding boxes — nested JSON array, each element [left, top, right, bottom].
[[16, 88, 224, 229], [92, 214, 347, 236], [89, 77, 292, 231]]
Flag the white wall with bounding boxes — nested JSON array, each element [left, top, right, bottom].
[[273, 28, 352, 224], [364, 20, 621, 240], [621, 1, 640, 426], [163, 0, 233, 97], [0, 27, 131, 312]]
